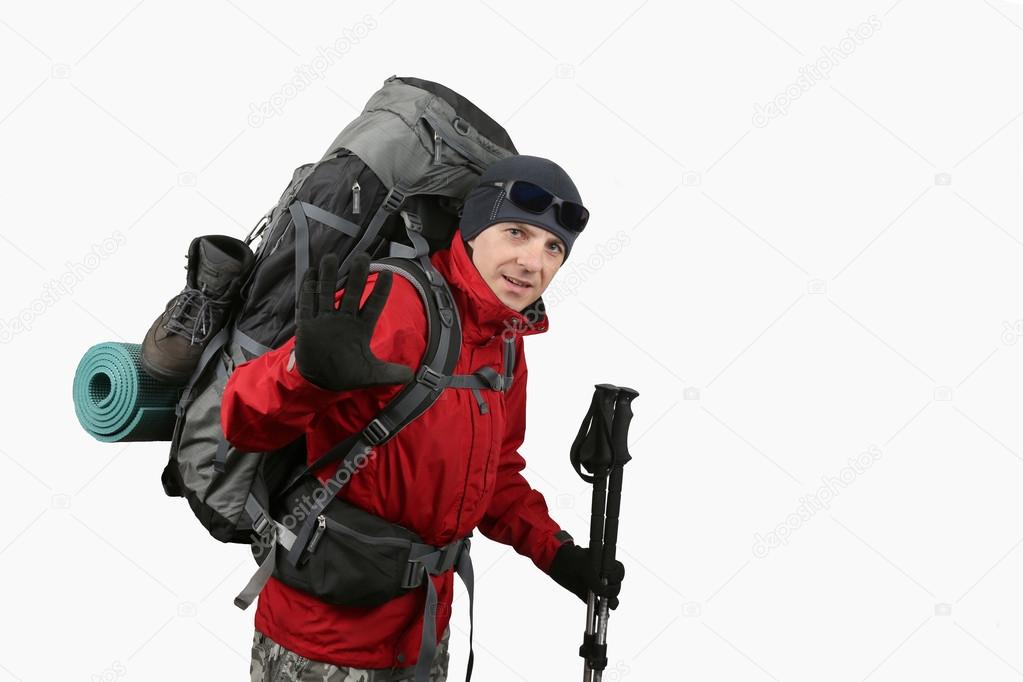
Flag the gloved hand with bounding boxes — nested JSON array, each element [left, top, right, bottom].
[[294, 251, 415, 392], [548, 542, 626, 610]]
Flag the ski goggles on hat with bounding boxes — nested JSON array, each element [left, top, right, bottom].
[[482, 180, 590, 232]]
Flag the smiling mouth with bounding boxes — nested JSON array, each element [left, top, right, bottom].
[[501, 274, 531, 288], [503, 275, 532, 290]]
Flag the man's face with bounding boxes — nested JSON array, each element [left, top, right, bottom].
[[466, 221, 566, 311]]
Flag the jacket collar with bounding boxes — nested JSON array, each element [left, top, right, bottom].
[[431, 235, 550, 345]]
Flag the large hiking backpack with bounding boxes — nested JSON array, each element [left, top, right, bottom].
[[161, 75, 517, 542], [160, 78, 521, 662], [160, 76, 522, 680]]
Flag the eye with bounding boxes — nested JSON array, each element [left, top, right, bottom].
[[548, 242, 563, 254], [507, 228, 522, 237]]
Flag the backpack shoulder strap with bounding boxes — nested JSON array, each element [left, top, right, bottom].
[[282, 249, 462, 487], [234, 246, 463, 608], [273, 247, 462, 566]]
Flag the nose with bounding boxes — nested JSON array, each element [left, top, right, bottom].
[[517, 242, 543, 272]]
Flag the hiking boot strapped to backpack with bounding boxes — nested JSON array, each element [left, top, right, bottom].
[[141, 235, 255, 385]]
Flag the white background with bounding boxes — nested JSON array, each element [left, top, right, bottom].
[[2, 1, 1023, 680]]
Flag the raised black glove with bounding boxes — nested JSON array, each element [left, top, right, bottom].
[[548, 542, 625, 610], [294, 251, 415, 392]]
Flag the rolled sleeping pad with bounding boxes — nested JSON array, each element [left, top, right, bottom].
[[73, 342, 183, 442]]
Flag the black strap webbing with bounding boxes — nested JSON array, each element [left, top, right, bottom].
[[233, 493, 297, 610], [175, 324, 232, 417]]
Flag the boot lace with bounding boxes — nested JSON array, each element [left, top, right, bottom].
[[163, 284, 231, 345]]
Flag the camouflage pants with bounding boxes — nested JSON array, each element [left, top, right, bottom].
[[249, 627, 450, 682]]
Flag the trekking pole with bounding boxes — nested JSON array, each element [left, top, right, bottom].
[[571, 384, 638, 682], [589, 386, 636, 682]]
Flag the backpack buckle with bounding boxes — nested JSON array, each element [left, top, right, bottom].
[[438, 543, 461, 572], [251, 512, 269, 535], [402, 561, 426, 589], [383, 187, 406, 213], [416, 365, 445, 391], [363, 418, 390, 445]]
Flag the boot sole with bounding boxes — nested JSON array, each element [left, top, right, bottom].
[[140, 352, 193, 386]]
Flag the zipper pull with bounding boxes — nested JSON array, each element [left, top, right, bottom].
[[306, 515, 326, 554], [352, 181, 361, 215], [471, 386, 489, 415], [433, 131, 443, 165]]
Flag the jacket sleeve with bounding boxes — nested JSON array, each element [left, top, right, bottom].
[[477, 340, 573, 574], [220, 272, 421, 454]]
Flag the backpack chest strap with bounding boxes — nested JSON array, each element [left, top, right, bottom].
[[417, 335, 516, 394]]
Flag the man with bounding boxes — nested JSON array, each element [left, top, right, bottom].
[[222, 155, 625, 681]]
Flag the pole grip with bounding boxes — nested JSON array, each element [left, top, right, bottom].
[[609, 387, 638, 467], [600, 388, 637, 580]]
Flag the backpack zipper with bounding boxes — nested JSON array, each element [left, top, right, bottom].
[[352, 181, 361, 215], [306, 515, 326, 554], [422, 112, 488, 173], [433, 130, 443, 165]]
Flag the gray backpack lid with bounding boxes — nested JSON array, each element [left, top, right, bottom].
[[323, 75, 516, 199]]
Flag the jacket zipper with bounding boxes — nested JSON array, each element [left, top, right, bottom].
[[351, 181, 361, 215], [453, 346, 494, 532], [480, 382, 500, 498], [480, 336, 504, 496]]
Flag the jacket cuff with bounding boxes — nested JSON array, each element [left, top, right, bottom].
[[281, 348, 351, 400], [538, 529, 575, 574]]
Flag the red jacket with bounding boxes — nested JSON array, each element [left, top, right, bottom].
[[221, 235, 569, 669]]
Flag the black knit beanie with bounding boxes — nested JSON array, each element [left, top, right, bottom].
[[459, 155, 584, 260]]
